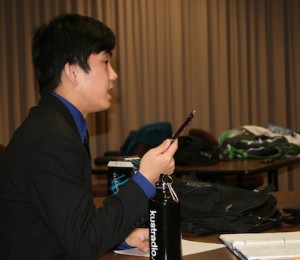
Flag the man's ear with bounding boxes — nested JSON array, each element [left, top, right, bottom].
[[63, 63, 78, 85]]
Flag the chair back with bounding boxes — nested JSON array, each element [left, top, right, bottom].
[[0, 144, 6, 158]]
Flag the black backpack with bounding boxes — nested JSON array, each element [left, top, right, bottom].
[[174, 134, 220, 166], [173, 178, 299, 235]]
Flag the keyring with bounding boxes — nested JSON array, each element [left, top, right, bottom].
[[162, 174, 179, 202], [161, 174, 173, 184]]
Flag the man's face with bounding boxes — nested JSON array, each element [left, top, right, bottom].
[[77, 51, 118, 116]]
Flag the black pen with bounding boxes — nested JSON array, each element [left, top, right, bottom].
[[169, 110, 196, 145]]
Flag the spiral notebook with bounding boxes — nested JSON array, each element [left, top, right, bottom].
[[219, 231, 300, 260]]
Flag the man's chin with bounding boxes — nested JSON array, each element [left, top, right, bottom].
[[99, 102, 111, 112]]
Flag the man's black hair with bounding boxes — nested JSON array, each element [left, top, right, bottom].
[[32, 13, 116, 95]]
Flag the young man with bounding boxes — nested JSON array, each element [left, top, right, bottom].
[[0, 14, 178, 259]]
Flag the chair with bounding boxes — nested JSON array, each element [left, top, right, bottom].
[[188, 128, 219, 147], [91, 176, 108, 197], [0, 144, 6, 158]]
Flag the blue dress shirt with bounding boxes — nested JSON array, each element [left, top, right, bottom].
[[50, 92, 155, 198]]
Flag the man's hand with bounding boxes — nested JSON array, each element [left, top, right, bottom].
[[139, 139, 178, 184], [125, 228, 149, 252]]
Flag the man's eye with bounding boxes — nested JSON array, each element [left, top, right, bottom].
[[104, 60, 109, 65]]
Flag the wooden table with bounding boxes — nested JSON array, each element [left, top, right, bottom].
[[93, 157, 300, 191], [94, 191, 300, 260], [175, 157, 300, 190]]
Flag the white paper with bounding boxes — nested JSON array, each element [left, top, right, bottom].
[[114, 239, 225, 257], [219, 231, 300, 260]]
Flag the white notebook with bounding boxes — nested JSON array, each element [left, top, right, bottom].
[[219, 231, 300, 260]]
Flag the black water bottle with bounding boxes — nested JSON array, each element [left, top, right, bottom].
[[149, 174, 182, 260]]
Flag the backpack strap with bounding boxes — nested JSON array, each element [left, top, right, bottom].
[[253, 183, 276, 193], [254, 188, 300, 226], [281, 208, 300, 226]]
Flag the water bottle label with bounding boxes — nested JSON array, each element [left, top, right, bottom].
[[149, 210, 158, 258]]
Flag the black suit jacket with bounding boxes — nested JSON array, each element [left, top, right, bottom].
[[0, 94, 149, 259]]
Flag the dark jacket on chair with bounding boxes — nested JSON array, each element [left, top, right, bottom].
[[120, 121, 173, 157]]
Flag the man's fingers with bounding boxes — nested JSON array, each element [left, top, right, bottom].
[[138, 243, 149, 253], [155, 139, 171, 154], [167, 138, 178, 154], [153, 138, 178, 155]]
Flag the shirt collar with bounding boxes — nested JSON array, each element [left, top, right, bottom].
[[50, 92, 87, 143]]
